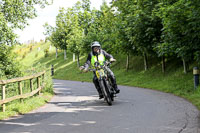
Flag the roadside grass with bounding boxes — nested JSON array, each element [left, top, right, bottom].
[[0, 93, 52, 120], [112, 54, 198, 102]]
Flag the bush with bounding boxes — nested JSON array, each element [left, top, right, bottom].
[[34, 63, 53, 94], [44, 49, 49, 58], [22, 51, 28, 59], [0, 45, 22, 79], [29, 45, 33, 52], [35, 53, 38, 58]]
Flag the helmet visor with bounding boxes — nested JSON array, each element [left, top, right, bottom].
[[93, 46, 100, 52]]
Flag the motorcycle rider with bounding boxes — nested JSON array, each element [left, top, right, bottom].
[[80, 41, 120, 99]]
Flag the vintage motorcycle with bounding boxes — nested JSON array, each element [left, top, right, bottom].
[[89, 61, 116, 105]]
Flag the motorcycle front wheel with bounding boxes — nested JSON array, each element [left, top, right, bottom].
[[99, 79, 112, 106]]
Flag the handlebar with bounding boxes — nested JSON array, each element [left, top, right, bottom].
[[89, 68, 96, 72], [90, 61, 112, 71], [80, 61, 114, 72]]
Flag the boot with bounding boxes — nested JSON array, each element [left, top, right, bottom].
[[110, 77, 120, 94], [99, 94, 104, 99], [94, 83, 103, 99], [97, 87, 103, 99], [114, 84, 120, 94]]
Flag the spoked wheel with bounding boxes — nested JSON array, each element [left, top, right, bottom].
[[106, 80, 114, 101], [99, 79, 112, 106]]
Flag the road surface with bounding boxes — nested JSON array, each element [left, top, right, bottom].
[[0, 79, 199, 133]]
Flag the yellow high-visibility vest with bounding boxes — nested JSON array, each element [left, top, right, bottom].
[[91, 51, 105, 67]]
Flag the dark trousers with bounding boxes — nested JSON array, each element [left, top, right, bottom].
[[93, 68, 118, 95]]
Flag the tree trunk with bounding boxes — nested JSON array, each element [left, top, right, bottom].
[[64, 49, 67, 60], [126, 53, 129, 71], [182, 59, 187, 74], [144, 53, 148, 71], [73, 53, 75, 62], [77, 54, 80, 67], [56, 48, 58, 58], [186, 61, 189, 72], [182, 58, 189, 74], [162, 56, 166, 73]]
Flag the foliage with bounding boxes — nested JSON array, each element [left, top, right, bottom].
[[43, 0, 200, 71], [0, 45, 22, 79], [0, 0, 51, 79], [44, 48, 49, 57], [1, 0, 51, 29]]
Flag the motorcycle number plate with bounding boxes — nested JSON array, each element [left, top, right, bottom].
[[96, 69, 104, 79]]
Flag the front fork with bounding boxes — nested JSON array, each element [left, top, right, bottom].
[[105, 74, 116, 95]]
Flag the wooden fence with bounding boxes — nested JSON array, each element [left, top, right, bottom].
[[0, 71, 45, 112]]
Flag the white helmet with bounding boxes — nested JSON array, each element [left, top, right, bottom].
[[91, 41, 101, 48]]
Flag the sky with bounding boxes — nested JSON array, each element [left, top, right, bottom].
[[15, 0, 111, 43]]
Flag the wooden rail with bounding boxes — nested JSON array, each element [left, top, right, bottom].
[[0, 71, 45, 112]]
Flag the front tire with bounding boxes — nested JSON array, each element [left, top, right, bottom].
[[100, 79, 112, 106]]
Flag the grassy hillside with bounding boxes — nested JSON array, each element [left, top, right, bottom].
[[17, 42, 200, 110], [0, 42, 54, 120], [14, 41, 55, 68]]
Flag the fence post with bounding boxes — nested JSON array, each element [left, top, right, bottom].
[[18, 81, 23, 103], [30, 79, 33, 92], [193, 67, 199, 89], [51, 65, 54, 76], [2, 85, 6, 112], [42, 73, 45, 86], [37, 77, 41, 95]]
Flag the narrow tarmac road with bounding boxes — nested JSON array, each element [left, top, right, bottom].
[[0, 79, 199, 133]]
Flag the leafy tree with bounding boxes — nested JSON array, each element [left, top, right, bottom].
[[83, 1, 118, 54], [191, 0, 200, 65], [43, 23, 60, 58], [132, 0, 161, 71], [67, 4, 85, 67], [112, 0, 138, 70], [0, 0, 51, 78], [0, 45, 21, 79], [1, 0, 51, 29], [82, 9, 101, 53], [44, 0, 93, 62], [113, 0, 162, 71], [54, 7, 74, 60], [156, 0, 200, 73], [97, 1, 116, 53]]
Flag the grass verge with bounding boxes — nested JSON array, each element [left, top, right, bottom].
[[0, 93, 53, 120]]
